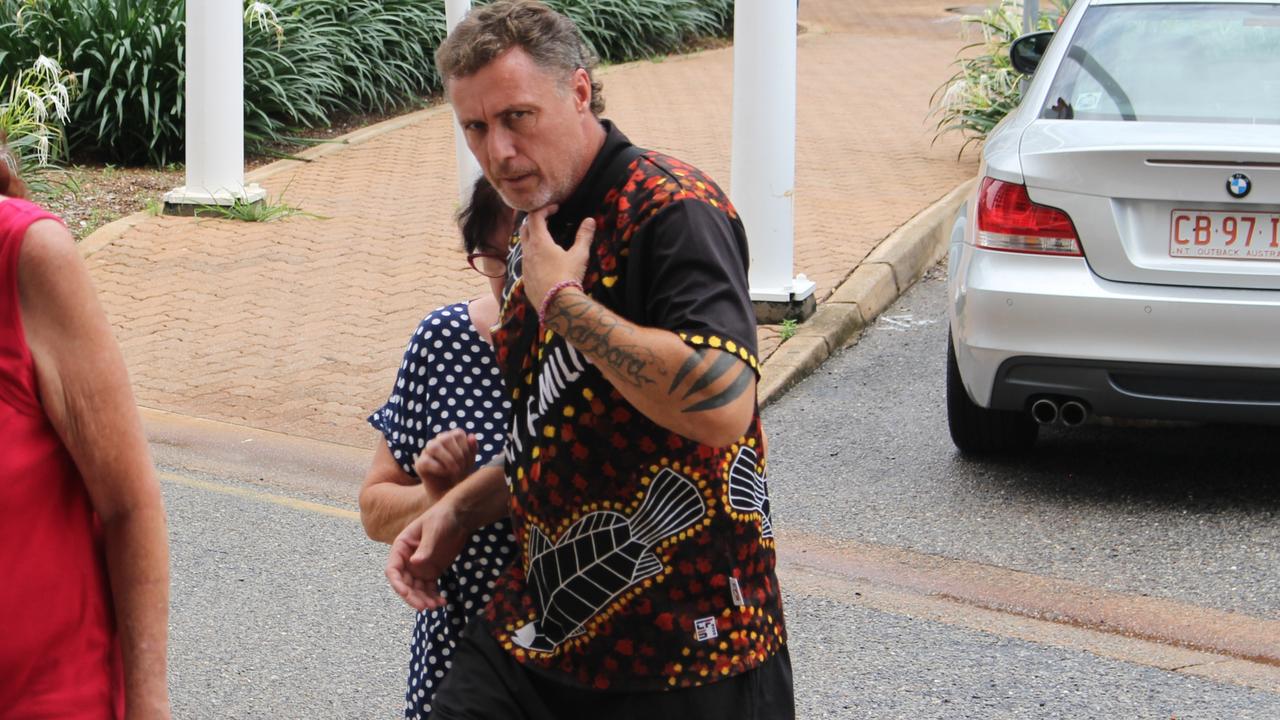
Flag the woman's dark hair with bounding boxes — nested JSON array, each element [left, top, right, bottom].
[[0, 129, 30, 200], [458, 175, 512, 253]]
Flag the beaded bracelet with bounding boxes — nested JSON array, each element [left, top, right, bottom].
[[538, 279, 584, 324]]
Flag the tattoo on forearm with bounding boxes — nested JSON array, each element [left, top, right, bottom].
[[681, 352, 738, 399], [674, 346, 754, 413], [545, 294, 659, 388], [545, 293, 753, 409], [669, 348, 707, 394], [684, 365, 753, 413]]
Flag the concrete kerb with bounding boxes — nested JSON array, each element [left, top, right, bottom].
[[758, 177, 977, 408], [78, 211, 156, 258], [141, 406, 370, 505]]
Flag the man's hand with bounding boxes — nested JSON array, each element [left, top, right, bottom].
[[385, 500, 470, 612], [520, 205, 595, 314], [413, 428, 478, 502]]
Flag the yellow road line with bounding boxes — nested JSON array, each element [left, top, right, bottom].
[[158, 470, 360, 521]]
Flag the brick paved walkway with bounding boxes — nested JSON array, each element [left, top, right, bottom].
[[85, 0, 978, 448]]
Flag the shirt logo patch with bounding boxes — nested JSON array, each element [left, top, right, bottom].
[[729, 577, 745, 606], [694, 616, 719, 642]]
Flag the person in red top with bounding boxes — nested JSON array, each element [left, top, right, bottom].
[[0, 131, 171, 719]]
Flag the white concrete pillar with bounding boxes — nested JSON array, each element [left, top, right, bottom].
[[446, 0, 483, 200], [165, 0, 263, 208], [730, 0, 814, 306], [1023, 0, 1040, 33]]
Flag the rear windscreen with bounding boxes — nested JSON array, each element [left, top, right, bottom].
[[1042, 3, 1280, 124]]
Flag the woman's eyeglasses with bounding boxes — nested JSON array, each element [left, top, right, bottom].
[[467, 251, 508, 279]]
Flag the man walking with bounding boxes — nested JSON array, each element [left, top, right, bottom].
[[386, 2, 793, 716]]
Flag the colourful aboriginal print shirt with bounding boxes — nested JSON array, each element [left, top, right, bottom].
[[487, 121, 785, 691]]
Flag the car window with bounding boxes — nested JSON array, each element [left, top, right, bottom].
[[1041, 3, 1280, 124]]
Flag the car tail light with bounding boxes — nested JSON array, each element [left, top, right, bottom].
[[976, 177, 1082, 256]]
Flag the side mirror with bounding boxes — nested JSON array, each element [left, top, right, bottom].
[[1010, 31, 1055, 75]]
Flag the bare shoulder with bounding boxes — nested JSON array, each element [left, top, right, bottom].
[[18, 216, 106, 369], [17, 218, 96, 315], [18, 217, 79, 275], [17, 217, 83, 306]]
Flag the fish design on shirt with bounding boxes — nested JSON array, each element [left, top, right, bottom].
[[512, 468, 706, 653], [727, 446, 772, 539]]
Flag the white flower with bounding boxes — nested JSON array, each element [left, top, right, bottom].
[[245, 2, 276, 25], [35, 133, 51, 165], [244, 2, 285, 46], [941, 79, 968, 110], [48, 82, 71, 122], [33, 55, 62, 79], [19, 87, 47, 122]]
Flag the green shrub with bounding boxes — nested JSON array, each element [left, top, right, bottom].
[[930, 0, 1072, 156], [242, 2, 341, 146], [543, 0, 733, 62], [0, 55, 79, 191], [0, 0, 734, 167], [311, 1, 447, 112], [0, 0, 448, 164], [0, 0, 185, 165], [243, 0, 448, 143]]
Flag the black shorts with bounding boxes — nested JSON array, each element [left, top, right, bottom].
[[432, 619, 795, 720]]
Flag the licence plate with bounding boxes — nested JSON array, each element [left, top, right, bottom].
[[1169, 209, 1280, 260]]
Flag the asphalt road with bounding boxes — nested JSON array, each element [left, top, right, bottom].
[[162, 465, 1280, 719], [160, 267, 1280, 718], [764, 267, 1279, 621], [164, 472, 406, 718], [764, 266, 1280, 718]]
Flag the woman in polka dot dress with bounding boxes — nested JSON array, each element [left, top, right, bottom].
[[359, 178, 518, 719]]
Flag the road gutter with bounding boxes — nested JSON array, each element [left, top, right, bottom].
[[141, 406, 370, 506], [779, 530, 1280, 694]]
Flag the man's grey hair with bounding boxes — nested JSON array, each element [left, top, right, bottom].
[[435, 0, 605, 115]]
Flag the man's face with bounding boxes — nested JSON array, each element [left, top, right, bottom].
[[449, 48, 595, 212]]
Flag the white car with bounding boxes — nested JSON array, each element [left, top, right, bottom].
[[947, 0, 1280, 453]]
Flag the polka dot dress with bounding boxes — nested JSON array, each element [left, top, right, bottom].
[[368, 302, 517, 720]]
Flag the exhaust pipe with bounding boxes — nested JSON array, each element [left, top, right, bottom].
[[1030, 398, 1059, 425], [1060, 400, 1089, 427]]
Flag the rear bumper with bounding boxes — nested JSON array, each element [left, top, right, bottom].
[[949, 245, 1280, 421], [990, 356, 1280, 424]]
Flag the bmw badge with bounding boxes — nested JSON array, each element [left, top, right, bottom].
[[1227, 173, 1252, 199]]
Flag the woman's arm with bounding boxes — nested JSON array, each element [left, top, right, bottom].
[[19, 219, 170, 720], [360, 429, 481, 544], [358, 443, 429, 544], [385, 462, 510, 611]]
